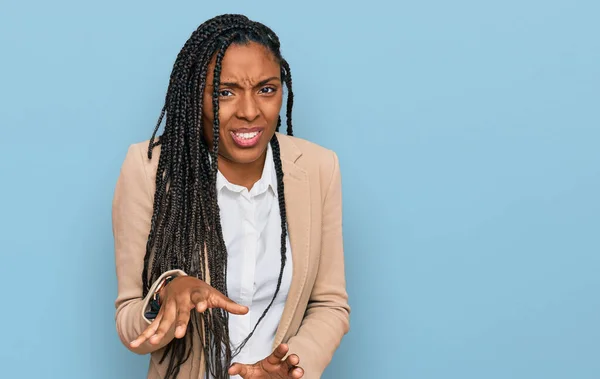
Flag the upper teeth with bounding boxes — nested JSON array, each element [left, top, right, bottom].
[[236, 132, 259, 139]]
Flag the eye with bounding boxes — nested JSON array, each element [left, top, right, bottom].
[[259, 87, 276, 94], [219, 89, 233, 97]]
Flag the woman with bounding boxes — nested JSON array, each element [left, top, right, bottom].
[[112, 14, 350, 379]]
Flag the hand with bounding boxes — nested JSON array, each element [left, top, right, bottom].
[[130, 276, 248, 348], [228, 343, 304, 378]]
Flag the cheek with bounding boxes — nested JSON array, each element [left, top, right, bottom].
[[263, 96, 284, 123]]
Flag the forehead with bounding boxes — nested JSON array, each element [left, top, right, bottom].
[[211, 42, 280, 80]]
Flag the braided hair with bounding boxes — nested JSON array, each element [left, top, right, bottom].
[[142, 14, 295, 379]]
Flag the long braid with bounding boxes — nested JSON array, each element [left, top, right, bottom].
[[275, 59, 294, 135], [142, 14, 296, 379], [231, 134, 289, 356], [203, 36, 238, 377], [281, 59, 294, 136]]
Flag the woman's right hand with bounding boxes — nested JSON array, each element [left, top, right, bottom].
[[130, 276, 248, 348]]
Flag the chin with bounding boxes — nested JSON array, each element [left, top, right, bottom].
[[221, 144, 268, 164]]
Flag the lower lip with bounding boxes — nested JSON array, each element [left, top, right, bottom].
[[230, 130, 263, 148]]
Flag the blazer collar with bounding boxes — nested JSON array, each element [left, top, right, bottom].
[[276, 132, 302, 163]]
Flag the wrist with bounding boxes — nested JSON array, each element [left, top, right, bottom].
[[158, 284, 169, 303], [144, 274, 176, 320], [154, 275, 175, 305]]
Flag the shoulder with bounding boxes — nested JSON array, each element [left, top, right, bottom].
[[277, 132, 339, 164], [276, 133, 341, 188], [127, 139, 161, 171], [117, 139, 161, 194]]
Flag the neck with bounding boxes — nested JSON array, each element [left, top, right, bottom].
[[217, 150, 267, 191]]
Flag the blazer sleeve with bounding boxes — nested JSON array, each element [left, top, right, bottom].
[[286, 151, 351, 378], [112, 143, 187, 355]]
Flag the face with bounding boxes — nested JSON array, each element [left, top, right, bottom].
[[202, 41, 283, 166]]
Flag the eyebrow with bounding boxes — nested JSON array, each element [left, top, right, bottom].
[[217, 76, 281, 89]]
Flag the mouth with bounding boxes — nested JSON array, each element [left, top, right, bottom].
[[230, 128, 264, 148]]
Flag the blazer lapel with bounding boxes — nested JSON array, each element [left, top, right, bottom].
[[273, 134, 311, 348]]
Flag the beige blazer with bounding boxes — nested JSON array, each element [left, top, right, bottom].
[[112, 133, 350, 379]]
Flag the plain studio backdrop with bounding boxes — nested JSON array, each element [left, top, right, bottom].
[[0, 1, 598, 378]]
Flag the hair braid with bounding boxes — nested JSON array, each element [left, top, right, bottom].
[[231, 134, 289, 356], [281, 59, 294, 136]]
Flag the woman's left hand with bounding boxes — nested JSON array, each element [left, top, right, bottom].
[[228, 343, 304, 378]]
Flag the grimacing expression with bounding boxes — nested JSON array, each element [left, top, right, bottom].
[[202, 41, 283, 164]]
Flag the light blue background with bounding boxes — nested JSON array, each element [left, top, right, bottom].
[[1, 0, 598, 378]]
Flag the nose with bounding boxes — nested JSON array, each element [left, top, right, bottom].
[[236, 93, 260, 122]]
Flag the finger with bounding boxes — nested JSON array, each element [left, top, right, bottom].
[[190, 290, 205, 306], [174, 303, 192, 338], [195, 300, 208, 313], [286, 354, 300, 367], [289, 367, 304, 378], [267, 343, 289, 365], [129, 315, 161, 348], [208, 292, 249, 315], [149, 301, 177, 345], [228, 363, 249, 377], [190, 291, 210, 314]]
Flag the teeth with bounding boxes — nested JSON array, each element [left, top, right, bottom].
[[235, 131, 259, 139]]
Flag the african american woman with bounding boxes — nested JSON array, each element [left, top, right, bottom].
[[112, 14, 350, 379]]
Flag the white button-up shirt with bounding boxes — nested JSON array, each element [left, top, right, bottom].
[[216, 143, 293, 373]]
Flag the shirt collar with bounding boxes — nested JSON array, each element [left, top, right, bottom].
[[216, 143, 278, 196]]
